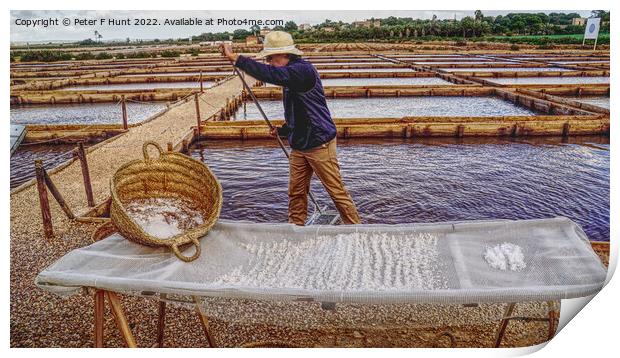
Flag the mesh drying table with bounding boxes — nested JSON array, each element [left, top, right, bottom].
[[36, 217, 607, 347]]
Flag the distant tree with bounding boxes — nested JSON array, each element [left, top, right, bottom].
[[284, 21, 298, 31]]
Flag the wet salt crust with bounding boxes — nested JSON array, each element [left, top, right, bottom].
[[484, 243, 526, 271], [214, 232, 449, 291], [124, 197, 204, 239]]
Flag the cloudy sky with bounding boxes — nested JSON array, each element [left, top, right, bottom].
[[10, 10, 592, 43]]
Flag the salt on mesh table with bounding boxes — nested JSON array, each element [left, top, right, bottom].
[[36, 217, 607, 347]]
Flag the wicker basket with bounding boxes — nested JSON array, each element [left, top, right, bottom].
[[110, 141, 222, 262]]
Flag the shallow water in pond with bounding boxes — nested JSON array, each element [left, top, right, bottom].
[[120, 71, 233, 77], [567, 96, 610, 109], [61, 81, 214, 91], [266, 77, 453, 87], [413, 61, 517, 65], [10, 102, 167, 125], [10, 143, 81, 189], [442, 67, 567, 72], [486, 77, 610, 85], [232, 96, 537, 120], [315, 62, 393, 66], [190, 136, 609, 241], [318, 68, 416, 73], [551, 60, 610, 64]]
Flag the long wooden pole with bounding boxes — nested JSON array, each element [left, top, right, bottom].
[[34, 160, 53, 238], [76, 141, 95, 207], [199, 71, 204, 92]]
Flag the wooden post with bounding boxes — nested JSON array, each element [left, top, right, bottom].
[[562, 122, 571, 137], [76, 142, 95, 207], [456, 125, 465, 138], [167, 142, 173, 152], [199, 71, 204, 93], [35, 160, 53, 238], [43, 169, 75, 220], [194, 93, 201, 137], [404, 124, 413, 139], [94, 290, 105, 348], [121, 95, 128, 130], [105, 291, 137, 348], [182, 139, 189, 153]]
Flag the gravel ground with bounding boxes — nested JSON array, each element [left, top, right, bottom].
[[9, 71, 606, 348]]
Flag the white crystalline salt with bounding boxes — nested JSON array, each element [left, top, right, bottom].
[[484, 243, 526, 272], [213, 231, 449, 291], [124, 197, 204, 240]]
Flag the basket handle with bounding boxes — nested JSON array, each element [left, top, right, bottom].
[[142, 141, 164, 161], [171, 236, 201, 262]]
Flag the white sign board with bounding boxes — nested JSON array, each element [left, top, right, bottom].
[[584, 18, 601, 39]]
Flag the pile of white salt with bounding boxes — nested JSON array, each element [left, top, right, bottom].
[[124, 197, 204, 239], [483, 243, 526, 272], [213, 231, 449, 291]]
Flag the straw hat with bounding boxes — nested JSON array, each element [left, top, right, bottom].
[[256, 31, 303, 58]]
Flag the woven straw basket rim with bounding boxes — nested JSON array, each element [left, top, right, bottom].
[[109, 141, 222, 262]]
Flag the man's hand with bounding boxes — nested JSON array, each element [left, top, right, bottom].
[[270, 126, 280, 137], [219, 43, 238, 63]]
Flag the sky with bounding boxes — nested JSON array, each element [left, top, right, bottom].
[[10, 10, 593, 43]]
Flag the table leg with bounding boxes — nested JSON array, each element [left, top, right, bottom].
[[547, 301, 558, 341], [105, 291, 137, 348], [94, 290, 105, 348], [494, 302, 516, 348], [156, 294, 167, 348], [193, 296, 215, 348]]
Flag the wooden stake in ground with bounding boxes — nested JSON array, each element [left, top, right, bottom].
[[76, 141, 95, 207], [121, 95, 128, 130], [194, 93, 201, 137], [34, 160, 53, 238]]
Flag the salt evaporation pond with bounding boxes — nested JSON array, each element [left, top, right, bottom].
[[319, 77, 452, 86], [265, 77, 452, 87], [319, 68, 415, 73], [11, 143, 79, 189], [10, 102, 167, 125], [551, 60, 610, 64], [121, 71, 233, 77], [569, 96, 610, 109], [486, 77, 610, 85], [442, 67, 567, 72], [412, 61, 517, 65], [62, 81, 215, 91], [233, 96, 537, 119], [312, 61, 393, 66], [190, 136, 609, 241]]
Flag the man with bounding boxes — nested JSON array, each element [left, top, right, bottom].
[[220, 31, 361, 225]]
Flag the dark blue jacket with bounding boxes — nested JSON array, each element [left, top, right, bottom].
[[235, 55, 337, 150]]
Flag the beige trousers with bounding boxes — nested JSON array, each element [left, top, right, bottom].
[[288, 138, 361, 225]]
